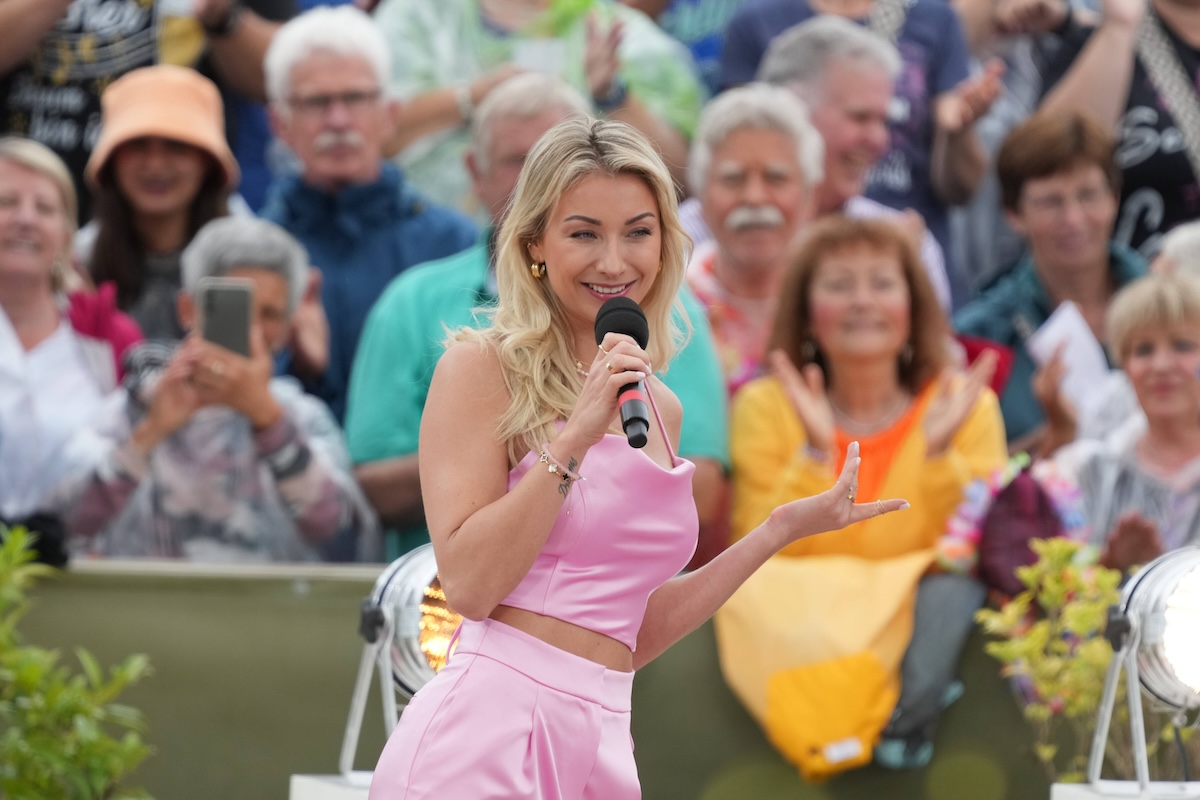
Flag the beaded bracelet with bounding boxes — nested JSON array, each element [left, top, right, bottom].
[[538, 443, 585, 487]]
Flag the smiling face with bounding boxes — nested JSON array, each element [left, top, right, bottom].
[[1124, 323, 1200, 425], [807, 58, 893, 214], [0, 158, 71, 287], [700, 126, 811, 275], [111, 136, 212, 220], [807, 243, 911, 365], [1008, 161, 1117, 277], [527, 172, 661, 355]]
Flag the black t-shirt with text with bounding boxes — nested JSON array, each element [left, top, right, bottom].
[[1043, 16, 1200, 259]]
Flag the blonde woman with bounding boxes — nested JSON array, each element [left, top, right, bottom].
[[368, 117, 909, 798], [1057, 273, 1200, 573], [0, 136, 140, 561]]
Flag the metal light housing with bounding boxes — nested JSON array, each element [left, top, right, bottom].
[[1085, 547, 1200, 796], [339, 545, 462, 777]]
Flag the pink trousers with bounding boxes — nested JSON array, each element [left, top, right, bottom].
[[368, 618, 639, 800]]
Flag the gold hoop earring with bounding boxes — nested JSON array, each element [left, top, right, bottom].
[[530, 261, 546, 279]]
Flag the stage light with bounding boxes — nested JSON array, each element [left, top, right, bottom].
[[1066, 547, 1200, 798], [338, 545, 462, 777]]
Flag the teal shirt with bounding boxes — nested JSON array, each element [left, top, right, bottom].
[[345, 237, 729, 557], [953, 242, 1146, 443]]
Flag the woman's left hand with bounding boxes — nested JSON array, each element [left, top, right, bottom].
[[189, 326, 283, 431], [924, 351, 997, 457], [768, 441, 910, 545]]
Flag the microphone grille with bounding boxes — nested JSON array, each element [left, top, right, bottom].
[[594, 297, 649, 349]]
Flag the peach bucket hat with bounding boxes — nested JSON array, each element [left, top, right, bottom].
[[85, 65, 239, 190]]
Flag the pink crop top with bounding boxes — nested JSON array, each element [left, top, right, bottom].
[[499, 384, 698, 651]]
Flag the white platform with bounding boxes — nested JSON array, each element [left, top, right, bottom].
[[289, 773, 372, 800], [1052, 782, 1200, 799]]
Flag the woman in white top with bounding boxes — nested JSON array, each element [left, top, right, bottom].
[[0, 136, 141, 562]]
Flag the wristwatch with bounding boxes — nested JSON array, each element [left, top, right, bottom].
[[593, 76, 629, 114], [202, 2, 244, 38]]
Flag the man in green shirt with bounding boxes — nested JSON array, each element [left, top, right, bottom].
[[345, 73, 730, 561]]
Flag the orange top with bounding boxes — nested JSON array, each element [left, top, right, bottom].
[[730, 376, 1007, 559]]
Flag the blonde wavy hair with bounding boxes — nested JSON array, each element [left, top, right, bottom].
[[454, 116, 691, 465]]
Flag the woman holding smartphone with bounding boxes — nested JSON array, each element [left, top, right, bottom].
[[52, 217, 378, 563]]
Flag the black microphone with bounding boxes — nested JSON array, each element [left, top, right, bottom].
[[594, 297, 651, 449]]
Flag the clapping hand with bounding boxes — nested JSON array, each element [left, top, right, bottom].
[[935, 59, 1005, 134], [1031, 343, 1077, 455], [994, 0, 1069, 36], [769, 441, 910, 544], [1101, 512, 1165, 572], [924, 350, 998, 457], [585, 14, 625, 102], [288, 267, 330, 383], [769, 349, 835, 458], [1099, 0, 1147, 31]]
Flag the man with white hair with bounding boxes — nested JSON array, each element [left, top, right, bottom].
[[680, 17, 953, 312], [345, 73, 731, 565], [686, 83, 822, 396], [260, 6, 477, 422]]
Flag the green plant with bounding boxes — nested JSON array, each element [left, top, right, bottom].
[[977, 537, 1200, 783], [0, 526, 153, 799]]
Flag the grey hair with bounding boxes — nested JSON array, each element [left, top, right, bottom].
[[1158, 222, 1200, 280], [687, 83, 824, 196], [264, 6, 390, 108], [182, 217, 309, 315], [470, 73, 590, 173], [756, 16, 900, 103]]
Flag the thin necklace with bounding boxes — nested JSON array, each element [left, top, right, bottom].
[[575, 361, 589, 379], [830, 392, 911, 435]]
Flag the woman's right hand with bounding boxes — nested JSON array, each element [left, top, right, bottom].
[[768, 349, 835, 457], [769, 441, 910, 545], [1100, 512, 1165, 572], [132, 347, 203, 454], [557, 332, 651, 454]]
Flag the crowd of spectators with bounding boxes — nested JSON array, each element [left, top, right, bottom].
[[5, 0, 1200, 778]]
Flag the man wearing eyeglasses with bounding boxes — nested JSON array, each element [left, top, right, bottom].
[[260, 5, 477, 423]]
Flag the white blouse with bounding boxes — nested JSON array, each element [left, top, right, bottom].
[[0, 312, 105, 519]]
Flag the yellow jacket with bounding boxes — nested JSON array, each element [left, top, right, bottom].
[[716, 377, 1006, 778], [730, 377, 1008, 559]]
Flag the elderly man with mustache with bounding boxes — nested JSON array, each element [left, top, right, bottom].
[[687, 83, 824, 396], [259, 7, 477, 422]]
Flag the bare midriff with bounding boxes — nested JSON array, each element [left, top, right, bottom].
[[489, 605, 634, 672]]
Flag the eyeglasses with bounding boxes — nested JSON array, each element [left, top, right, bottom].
[[1022, 185, 1112, 216], [286, 89, 382, 117]]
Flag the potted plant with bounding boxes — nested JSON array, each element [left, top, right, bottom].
[[976, 537, 1199, 783], [0, 526, 153, 799]]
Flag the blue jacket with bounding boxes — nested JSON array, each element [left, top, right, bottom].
[[953, 242, 1146, 443], [260, 163, 477, 421]]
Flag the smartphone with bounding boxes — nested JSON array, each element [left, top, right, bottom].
[[196, 277, 252, 357]]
